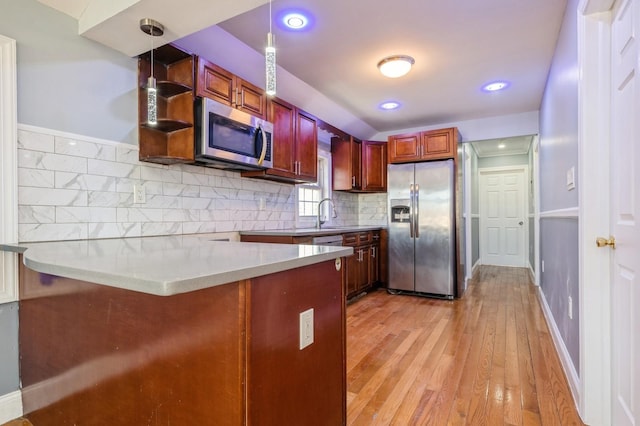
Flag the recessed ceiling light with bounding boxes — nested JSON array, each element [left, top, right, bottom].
[[379, 101, 401, 110], [283, 13, 308, 29], [377, 55, 415, 78], [482, 81, 510, 92]]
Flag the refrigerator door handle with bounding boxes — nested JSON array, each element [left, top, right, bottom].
[[415, 184, 420, 238], [409, 184, 415, 238]]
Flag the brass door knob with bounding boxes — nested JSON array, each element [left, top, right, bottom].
[[596, 236, 616, 249]]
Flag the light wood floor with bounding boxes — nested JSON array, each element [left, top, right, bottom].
[[346, 265, 585, 426]]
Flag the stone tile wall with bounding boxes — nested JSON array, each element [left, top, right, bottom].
[[17, 125, 387, 242]]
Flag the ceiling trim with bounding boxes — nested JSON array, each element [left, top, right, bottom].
[[580, 0, 615, 15]]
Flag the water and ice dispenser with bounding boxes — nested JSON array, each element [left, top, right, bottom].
[[390, 199, 411, 223]]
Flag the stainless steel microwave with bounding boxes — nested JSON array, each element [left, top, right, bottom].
[[195, 97, 273, 170]]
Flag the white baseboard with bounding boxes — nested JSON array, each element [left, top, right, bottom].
[[536, 288, 581, 411], [0, 390, 22, 423]]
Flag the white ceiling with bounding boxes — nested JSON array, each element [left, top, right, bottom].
[[470, 135, 534, 158], [37, 0, 567, 136], [217, 0, 568, 133]]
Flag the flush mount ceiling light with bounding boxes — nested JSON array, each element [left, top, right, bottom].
[[283, 13, 308, 29], [482, 81, 510, 92], [379, 101, 401, 110], [377, 55, 415, 78], [277, 9, 314, 31]]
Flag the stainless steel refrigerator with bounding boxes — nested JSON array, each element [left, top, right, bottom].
[[387, 159, 456, 299]]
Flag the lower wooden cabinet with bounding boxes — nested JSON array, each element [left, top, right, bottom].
[[241, 229, 386, 300], [19, 259, 345, 425], [343, 230, 385, 299]]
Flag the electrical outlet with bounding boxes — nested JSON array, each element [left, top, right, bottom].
[[568, 296, 573, 319], [299, 308, 314, 350], [541, 260, 545, 273], [133, 184, 146, 204]]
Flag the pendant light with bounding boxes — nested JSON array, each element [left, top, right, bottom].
[[265, 0, 276, 96], [140, 18, 164, 125]]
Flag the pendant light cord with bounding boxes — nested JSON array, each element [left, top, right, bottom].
[[269, 0, 272, 34], [150, 34, 154, 82]]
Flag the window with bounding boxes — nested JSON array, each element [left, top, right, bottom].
[[296, 150, 332, 227]]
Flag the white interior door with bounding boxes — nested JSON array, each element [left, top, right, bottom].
[[610, 0, 640, 424], [479, 167, 527, 267]]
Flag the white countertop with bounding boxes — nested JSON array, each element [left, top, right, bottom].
[[0, 234, 353, 296]]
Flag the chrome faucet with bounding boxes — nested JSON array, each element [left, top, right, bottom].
[[317, 198, 337, 229]]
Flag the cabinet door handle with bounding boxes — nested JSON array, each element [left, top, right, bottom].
[[372, 247, 376, 258], [235, 87, 240, 107], [352, 176, 355, 187]]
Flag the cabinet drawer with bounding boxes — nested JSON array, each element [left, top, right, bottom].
[[358, 232, 372, 244], [342, 233, 358, 246]]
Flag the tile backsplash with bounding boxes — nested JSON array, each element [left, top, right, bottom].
[[17, 125, 387, 242]]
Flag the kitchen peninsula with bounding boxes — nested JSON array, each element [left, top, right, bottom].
[[0, 235, 352, 425]]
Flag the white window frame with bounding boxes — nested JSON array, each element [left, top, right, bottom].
[[295, 149, 332, 228]]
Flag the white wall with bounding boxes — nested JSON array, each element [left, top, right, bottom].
[[0, 0, 138, 144], [538, 0, 581, 377]]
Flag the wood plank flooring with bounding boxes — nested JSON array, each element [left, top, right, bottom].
[[346, 265, 585, 425]]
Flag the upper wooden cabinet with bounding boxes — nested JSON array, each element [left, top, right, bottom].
[[138, 44, 195, 165], [388, 127, 458, 163], [361, 141, 387, 192], [295, 109, 318, 181], [196, 57, 266, 120], [242, 97, 317, 183], [332, 137, 386, 192]]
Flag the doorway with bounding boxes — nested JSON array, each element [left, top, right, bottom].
[[479, 167, 528, 267], [463, 136, 535, 278], [579, 0, 640, 423]]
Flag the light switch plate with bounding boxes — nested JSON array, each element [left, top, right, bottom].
[[299, 308, 314, 350]]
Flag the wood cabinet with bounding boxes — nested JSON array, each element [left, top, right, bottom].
[[242, 97, 317, 183], [361, 141, 388, 191], [378, 228, 388, 285], [19, 259, 345, 425], [342, 230, 385, 299], [240, 228, 386, 299], [388, 127, 458, 163], [138, 44, 195, 164], [370, 231, 381, 284], [197, 57, 266, 120], [332, 137, 387, 192]]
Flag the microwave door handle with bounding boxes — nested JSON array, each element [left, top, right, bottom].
[[256, 125, 267, 166]]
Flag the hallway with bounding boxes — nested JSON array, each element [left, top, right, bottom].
[[346, 266, 584, 425]]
